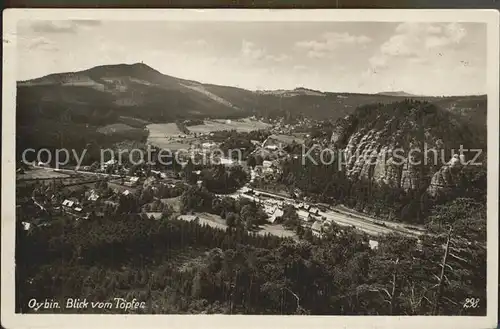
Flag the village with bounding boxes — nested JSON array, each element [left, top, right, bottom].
[[17, 156, 419, 252], [16, 116, 426, 250]]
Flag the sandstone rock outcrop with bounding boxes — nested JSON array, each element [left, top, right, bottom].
[[426, 154, 465, 196], [329, 101, 470, 194]]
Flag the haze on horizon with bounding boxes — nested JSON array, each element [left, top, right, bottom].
[[15, 20, 486, 96]]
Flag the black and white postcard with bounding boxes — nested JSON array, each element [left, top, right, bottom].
[[2, 8, 499, 329]]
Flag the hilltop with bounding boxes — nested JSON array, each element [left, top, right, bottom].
[[17, 62, 487, 126], [376, 91, 419, 97]]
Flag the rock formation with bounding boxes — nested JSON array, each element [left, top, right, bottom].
[[329, 101, 472, 194], [426, 154, 465, 196]]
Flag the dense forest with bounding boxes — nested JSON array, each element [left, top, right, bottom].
[[16, 195, 486, 315]]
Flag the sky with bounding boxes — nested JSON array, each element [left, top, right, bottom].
[[15, 20, 486, 96]]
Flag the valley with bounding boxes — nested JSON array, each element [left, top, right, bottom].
[[15, 62, 488, 316]]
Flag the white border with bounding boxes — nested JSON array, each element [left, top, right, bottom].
[[2, 9, 499, 329]]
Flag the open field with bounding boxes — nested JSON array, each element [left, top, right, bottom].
[[178, 213, 228, 230], [146, 118, 271, 150], [258, 224, 297, 239], [178, 212, 298, 239], [17, 168, 71, 180], [266, 133, 305, 145], [118, 116, 151, 128], [161, 196, 182, 212], [187, 118, 271, 134], [97, 123, 136, 134], [147, 123, 185, 138], [146, 123, 192, 150]]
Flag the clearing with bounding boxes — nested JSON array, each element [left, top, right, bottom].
[[146, 123, 192, 150], [187, 118, 271, 134], [97, 123, 144, 135], [160, 196, 182, 212], [147, 123, 185, 138], [257, 224, 297, 239], [177, 212, 297, 239], [17, 168, 71, 180], [178, 212, 228, 230]]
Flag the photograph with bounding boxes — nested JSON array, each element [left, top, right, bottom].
[[2, 8, 498, 329]]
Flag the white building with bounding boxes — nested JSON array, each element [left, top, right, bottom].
[[62, 199, 75, 208], [309, 207, 319, 215], [268, 208, 284, 224], [151, 170, 167, 179], [262, 160, 273, 168], [202, 142, 216, 149], [241, 186, 252, 194], [125, 176, 140, 187], [88, 190, 99, 202], [102, 159, 116, 169], [219, 157, 234, 166], [265, 145, 278, 151], [311, 221, 323, 237], [369, 240, 379, 250]]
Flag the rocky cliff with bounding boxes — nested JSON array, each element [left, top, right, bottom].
[[426, 154, 466, 197], [330, 100, 481, 196]]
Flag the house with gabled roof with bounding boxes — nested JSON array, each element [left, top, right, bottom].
[[125, 176, 140, 187], [369, 240, 379, 250], [62, 199, 75, 208], [88, 190, 100, 202], [268, 208, 284, 224], [311, 221, 324, 237], [309, 207, 319, 215]]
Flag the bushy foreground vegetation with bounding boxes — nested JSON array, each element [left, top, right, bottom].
[[16, 196, 486, 315]]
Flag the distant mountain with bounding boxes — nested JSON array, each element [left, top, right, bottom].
[[17, 63, 486, 125], [17, 63, 247, 126], [255, 87, 325, 97], [376, 91, 419, 97]]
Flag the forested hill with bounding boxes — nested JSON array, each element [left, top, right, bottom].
[[17, 62, 487, 125], [280, 99, 487, 224]]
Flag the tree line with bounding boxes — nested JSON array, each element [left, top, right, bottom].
[[16, 196, 485, 315]]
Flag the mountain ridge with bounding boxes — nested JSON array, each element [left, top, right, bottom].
[[17, 62, 487, 129], [376, 91, 419, 97], [18, 62, 485, 98]]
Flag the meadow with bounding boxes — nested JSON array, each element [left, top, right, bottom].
[[186, 118, 271, 134]]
